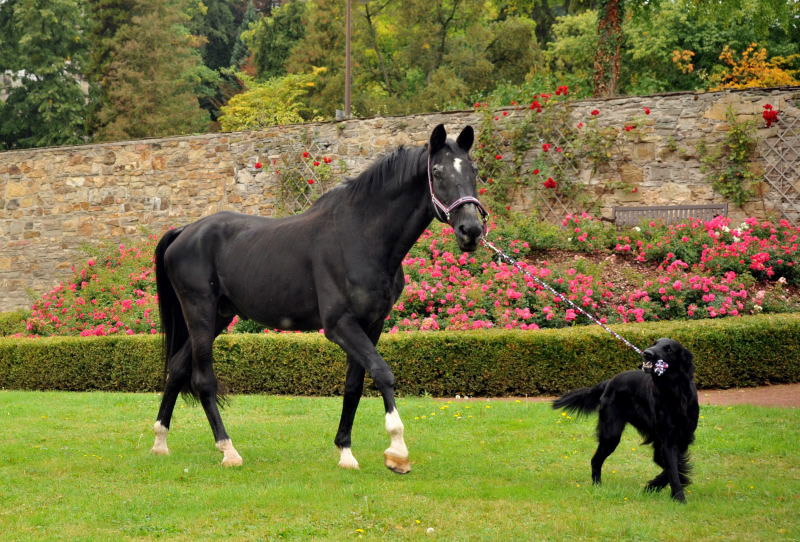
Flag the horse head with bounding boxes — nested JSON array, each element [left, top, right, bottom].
[[427, 124, 487, 252]]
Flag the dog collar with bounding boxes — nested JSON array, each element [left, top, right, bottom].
[[654, 359, 669, 376]]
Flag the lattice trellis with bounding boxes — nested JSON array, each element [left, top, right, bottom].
[[521, 123, 586, 222], [761, 98, 800, 226], [269, 134, 342, 215]]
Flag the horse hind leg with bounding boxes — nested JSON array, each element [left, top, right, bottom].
[[151, 341, 192, 456], [178, 297, 242, 466]]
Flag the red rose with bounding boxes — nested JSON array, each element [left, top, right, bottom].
[[533, 169, 539, 175], [495, 154, 503, 160], [254, 162, 262, 169], [302, 152, 309, 158], [542, 143, 551, 152], [488, 178, 494, 184], [644, 107, 651, 115], [591, 109, 599, 116], [479, 187, 487, 195], [307, 178, 315, 185], [577, 122, 584, 129], [502, 111, 509, 117], [625, 125, 634, 132], [544, 177, 556, 189], [313, 161, 320, 166]]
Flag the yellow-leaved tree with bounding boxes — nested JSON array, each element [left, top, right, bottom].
[[710, 43, 800, 90], [218, 69, 323, 132]]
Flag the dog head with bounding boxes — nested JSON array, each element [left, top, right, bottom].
[[641, 338, 694, 379]]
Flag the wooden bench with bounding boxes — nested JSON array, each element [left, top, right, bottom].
[[612, 203, 728, 227]]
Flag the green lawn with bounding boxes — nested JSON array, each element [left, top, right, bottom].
[[1, 391, 797, 541]]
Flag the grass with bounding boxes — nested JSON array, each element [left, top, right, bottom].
[[1, 391, 798, 542]]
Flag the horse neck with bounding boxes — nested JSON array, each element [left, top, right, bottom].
[[360, 151, 434, 270]]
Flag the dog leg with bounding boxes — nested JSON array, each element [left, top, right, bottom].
[[645, 471, 668, 492], [663, 445, 686, 502], [591, 413, 623, 484]]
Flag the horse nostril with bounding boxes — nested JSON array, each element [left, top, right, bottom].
[[459, 224, 481, 239]]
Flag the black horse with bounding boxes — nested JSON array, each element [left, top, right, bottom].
[[150, 124, 486, 473]]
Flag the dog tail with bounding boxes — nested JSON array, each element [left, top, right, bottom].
[[552, 380, 608, 416]]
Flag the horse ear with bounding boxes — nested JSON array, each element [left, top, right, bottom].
[[456, 126, 474, 152], [429, 124, 447, 153]]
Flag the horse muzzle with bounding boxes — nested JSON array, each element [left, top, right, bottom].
[[452, 202, 487, 252]]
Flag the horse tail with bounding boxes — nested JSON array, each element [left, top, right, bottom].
[[155, 228, 188, 388], [552, 380, 608, 417]]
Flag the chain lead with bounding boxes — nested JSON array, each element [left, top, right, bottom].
[[481, 238, 643, 356]]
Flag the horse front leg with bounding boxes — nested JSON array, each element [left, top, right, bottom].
[[326, 316, 410, 474], [334, 360, 365, 469]]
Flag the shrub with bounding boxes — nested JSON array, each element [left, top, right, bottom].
[[0, 310, 29, 336], [2, 314, 798, 395]]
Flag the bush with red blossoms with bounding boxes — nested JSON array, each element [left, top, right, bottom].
[[19, 215, 800, 337], [24, 235, 162, 337]]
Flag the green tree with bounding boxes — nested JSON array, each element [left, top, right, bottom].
[[94, 0, 210, 141], [193, 0, 237, 71], [0, 0, 89, 149], [229, 0, 258, 68], [217, 71, 318, 131], [546, 10, 597, 87], [244, 0, 306, 79]]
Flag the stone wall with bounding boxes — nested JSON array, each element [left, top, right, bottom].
[[2, 87, 798, 310]]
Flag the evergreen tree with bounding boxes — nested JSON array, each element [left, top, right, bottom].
[[229, 0, 258, 68], [246, 0, 307, 79], [86, 0, 138, 135], [94, 0, 211, 141], [0, 0, 89, 149]]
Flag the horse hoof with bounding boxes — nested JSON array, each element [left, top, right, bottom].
[[384, 451, 411, 474], [150, 445, 170, 456], [338, 447, 360, 470], [221, 455, 243, 467], [216, 439, 243, 467]]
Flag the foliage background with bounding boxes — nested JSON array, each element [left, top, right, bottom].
[[1, 0, 798, 148]]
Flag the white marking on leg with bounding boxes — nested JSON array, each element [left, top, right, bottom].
[[338, 447, 360, 470], [453, 158, 463, 174], [150, 421, 169, 456], [384, 408, 410, 473], [216, 439, 243, 467]]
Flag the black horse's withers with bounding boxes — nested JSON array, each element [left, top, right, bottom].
[[151, 124, 486, 473]]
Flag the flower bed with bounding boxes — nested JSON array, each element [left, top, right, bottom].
[[14, 215, 800, 338]]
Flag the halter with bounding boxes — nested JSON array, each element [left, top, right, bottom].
[[427, 150, 489, 232]]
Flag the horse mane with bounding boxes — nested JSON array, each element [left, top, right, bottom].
[[312, 145, 427, 208]]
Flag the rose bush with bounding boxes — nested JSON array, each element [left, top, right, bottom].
[[17, 214, 800, 338]]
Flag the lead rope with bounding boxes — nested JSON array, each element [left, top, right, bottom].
[[480, 237, 644, 356]]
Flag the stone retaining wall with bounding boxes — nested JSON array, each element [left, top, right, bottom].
[[2, 87, 798, 310]]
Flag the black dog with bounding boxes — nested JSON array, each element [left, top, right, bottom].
[[553, 338, 699, 502]]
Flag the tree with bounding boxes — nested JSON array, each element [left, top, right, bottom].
[[244, 0, 306, 79], [85, 0, 138, 135], [229, 0, 258, 68], [0, 0, 89, 149], [193, 0, 237, 71], [217, 71, 319, 131], [93, 0, 210, 141]]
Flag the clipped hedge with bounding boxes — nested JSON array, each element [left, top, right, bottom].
[[1, 314, 799, 396], [0, 309, 29, 336]]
